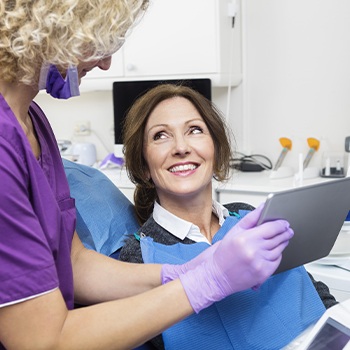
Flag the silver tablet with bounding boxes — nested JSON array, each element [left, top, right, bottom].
[[257, 177, 350, 274]]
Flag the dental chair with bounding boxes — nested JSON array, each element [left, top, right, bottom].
[[63, 158, 139, 257]]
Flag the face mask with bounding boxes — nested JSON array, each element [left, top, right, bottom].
[[38, 63, 80, 99]]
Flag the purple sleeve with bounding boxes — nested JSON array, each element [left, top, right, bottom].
[[0, 136, 58, 305]]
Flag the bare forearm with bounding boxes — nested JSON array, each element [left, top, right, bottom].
[[62, 280, 192, 349], [72, 238, 162, 304], [0, 280, 193, 350]]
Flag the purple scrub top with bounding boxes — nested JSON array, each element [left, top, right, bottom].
[[0, 94, 75, 310]]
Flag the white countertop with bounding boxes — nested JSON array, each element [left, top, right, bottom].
[[215, 170, 335, 194], [100, 166, 337, 193]]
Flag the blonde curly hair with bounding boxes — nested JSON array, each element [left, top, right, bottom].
[[0, 0, 148, 85]]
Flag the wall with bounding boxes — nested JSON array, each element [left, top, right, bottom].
[[34, 86, 243, 162], [35, 91, 115, 160], [243, 0, 350, 172], [35, 0, 350, 172]]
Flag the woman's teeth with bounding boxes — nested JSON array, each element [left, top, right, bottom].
[[169, 164, 197, 172]]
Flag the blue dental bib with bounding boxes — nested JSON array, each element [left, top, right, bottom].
[[141, 215, 325, 350]]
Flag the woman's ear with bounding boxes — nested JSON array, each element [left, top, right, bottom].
[[144, 168, 151, 182], [144, 170, 155, 188]]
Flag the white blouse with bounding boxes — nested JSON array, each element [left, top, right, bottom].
[[152, 200, 230, 245]]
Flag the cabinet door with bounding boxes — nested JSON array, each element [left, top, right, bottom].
[[123, 0, 218, 77], [80, 0, 241, 90]]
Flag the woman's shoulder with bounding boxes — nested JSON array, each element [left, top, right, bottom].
[[0, 98, 24, 145], [119, 217, 159, 262], [223, 202, 255, 213], [118, 231, 143, 263], [141, 217, 193, 245], [119, 216, 194, 262]]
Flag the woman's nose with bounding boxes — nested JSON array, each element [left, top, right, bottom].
[[97, 56, 112, 71], [173, 135, 191, 156]]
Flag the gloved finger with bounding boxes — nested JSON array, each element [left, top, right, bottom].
[[253, 219, 291, 239], [262, 252, 284, 272], [262, 239, 290, 262], [261, 227, 294, 249], [263, 255, 283, 277], [246, 256, 283, 288], [233, 203, 265, 230]]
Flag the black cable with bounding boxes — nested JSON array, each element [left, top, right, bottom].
[[230, 152, 273, 172]]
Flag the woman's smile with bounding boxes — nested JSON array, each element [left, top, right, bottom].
[[168, 162, 199, 174]]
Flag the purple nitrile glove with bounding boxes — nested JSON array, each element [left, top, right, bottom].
[[161, 206, 262, 284], [176, 205, 294, 313], [39, 64, 80, 99], [161, 242, 221, 284]]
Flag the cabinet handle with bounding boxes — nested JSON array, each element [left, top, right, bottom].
[[126, 63, 136, 71]]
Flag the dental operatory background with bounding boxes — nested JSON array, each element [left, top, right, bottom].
[[35, 0, 350, 173], [32, 0, 350, 306]]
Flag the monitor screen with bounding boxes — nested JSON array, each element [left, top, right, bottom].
[[112, 78, 212, 157]]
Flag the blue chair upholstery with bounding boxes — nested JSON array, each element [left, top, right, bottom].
[[62, 159, 139, 256]]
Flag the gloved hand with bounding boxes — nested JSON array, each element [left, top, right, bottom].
[[161, 241, 221, 284], [161, 205, 260, 283], [176, 205, 294, 313]]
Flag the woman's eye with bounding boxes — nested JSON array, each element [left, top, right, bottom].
[[153, 131, 166, 140], [189, 126, 203, 134]]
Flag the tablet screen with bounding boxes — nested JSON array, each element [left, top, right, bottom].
[[306, 317, 350, 350]]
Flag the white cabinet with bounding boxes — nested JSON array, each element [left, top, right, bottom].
[[80, 0, 241, 91]]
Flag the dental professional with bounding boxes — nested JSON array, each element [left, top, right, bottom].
[[119, 84, 337, 350], [0, 1, 294, 349]]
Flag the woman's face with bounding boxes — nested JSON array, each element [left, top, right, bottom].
[[143, 96, 215, 202], [77, 56, 112, 81]]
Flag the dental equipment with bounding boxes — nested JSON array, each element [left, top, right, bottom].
[[274, 137, 292, 171], [303, 138, 320, 169]]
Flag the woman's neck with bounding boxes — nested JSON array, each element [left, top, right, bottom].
[[0, 80, 41, 158], [0, 80, 37, 120], [158, 189, 220, 242]]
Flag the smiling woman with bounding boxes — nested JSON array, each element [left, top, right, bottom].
[[142, 97, 216, 220], [119, 83, 337, 350], [122, 83, 233, 225]]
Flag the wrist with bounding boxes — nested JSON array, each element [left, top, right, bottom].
[[179, 262, 223, 313], [161, 263, 183, 284]]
